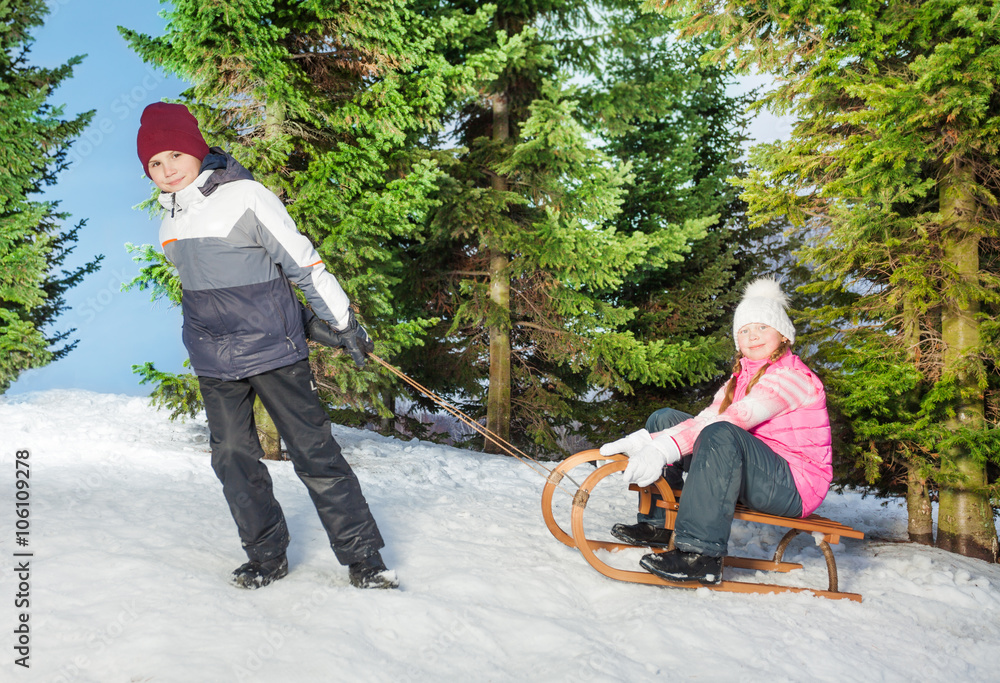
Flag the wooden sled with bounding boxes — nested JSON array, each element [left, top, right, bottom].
[[542, 449, 865, 602]]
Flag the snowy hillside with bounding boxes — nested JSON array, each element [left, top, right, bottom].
[[1, 391, 998, 682]]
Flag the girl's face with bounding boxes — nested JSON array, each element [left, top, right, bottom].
[[147, 150, 202, 193], [737, 323, 786, 361]]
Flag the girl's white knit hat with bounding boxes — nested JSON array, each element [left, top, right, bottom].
[[732, 277, 796, 345]]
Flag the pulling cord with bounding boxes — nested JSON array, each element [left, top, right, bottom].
[[368, 353, 582, 494]]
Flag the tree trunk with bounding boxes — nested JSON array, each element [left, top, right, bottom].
[[901, 300, 934, 544], [253, 98, 288, 462], [254, 397, 284, 460], [905, 461, 934, 545], [265, 98, 285, 140], [485, 90, 512, 453], [935, 167, 998, 562], [381, 390, 396, 435]]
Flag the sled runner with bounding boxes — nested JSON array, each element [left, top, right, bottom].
[[542, 449, 865, 602]]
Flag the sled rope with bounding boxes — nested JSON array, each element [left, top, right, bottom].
[[369, 353, 581, 492]]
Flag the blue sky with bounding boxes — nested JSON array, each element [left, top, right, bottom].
[[9, 1, 189, 396], [8, 2, 791, 398]]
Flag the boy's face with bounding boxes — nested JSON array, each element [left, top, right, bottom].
[[147, 150, 202, 193]]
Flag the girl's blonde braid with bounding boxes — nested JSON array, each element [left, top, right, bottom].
[[718, 340, 790, 413]]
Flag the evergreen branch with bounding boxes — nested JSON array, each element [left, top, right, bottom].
[[514, 321, 567, 336]]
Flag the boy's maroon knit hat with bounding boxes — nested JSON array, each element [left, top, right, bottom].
[[136, 102, 210, 177]]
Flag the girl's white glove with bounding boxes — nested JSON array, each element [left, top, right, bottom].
[[599, 429, 681, 486]]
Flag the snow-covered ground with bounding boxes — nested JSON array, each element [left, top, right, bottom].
[[1, 390, 998, 683]]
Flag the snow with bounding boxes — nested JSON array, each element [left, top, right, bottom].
[[1, 390, 999, 683]]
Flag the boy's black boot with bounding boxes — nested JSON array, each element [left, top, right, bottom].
[[348, 551, 399, 590], [610, 522, 673, 548], [232, 554, 289, 589], [639, 549, 723, 585]]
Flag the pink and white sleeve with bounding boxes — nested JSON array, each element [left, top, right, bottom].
[[651, 368, 817, 454]]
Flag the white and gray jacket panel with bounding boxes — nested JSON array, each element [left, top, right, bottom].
[[158, 161, 352, 380]]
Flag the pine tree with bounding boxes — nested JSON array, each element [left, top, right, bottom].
[[0, 0, 100, 393], [657, 0, 1000, 560], [120, 0, 514, 422], [401, 2, 756, 452], [579, 31, 782, 440]]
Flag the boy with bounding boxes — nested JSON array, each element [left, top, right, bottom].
[[137, 101, 397, 590]]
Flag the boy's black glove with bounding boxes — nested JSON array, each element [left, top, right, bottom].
[[338, 312, 375, 368], [302, 308, 374, 368]]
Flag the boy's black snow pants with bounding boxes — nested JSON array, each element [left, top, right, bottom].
[[639, 406, 802, 558], [198, 359, 384, 565]]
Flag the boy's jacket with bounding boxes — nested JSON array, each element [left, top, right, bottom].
[[158, 149, 352, 380]]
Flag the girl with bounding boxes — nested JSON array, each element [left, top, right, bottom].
[[599, 278, 832, 585]]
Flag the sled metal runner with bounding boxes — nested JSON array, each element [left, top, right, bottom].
[[542, 450, 865, 602]]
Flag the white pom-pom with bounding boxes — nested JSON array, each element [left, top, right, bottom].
[[743, 277, 787, 308]]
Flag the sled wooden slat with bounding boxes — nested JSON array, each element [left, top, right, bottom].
[[543, 449, 864, 602], [648, 493, 866, 547]]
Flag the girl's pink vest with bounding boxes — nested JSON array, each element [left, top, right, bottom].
[[738, 353, 832, 516]]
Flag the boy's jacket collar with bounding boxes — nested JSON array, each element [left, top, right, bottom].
[[157, 148, 254, 213]]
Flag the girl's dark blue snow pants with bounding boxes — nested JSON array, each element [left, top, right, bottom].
[[638, 407, 803, 558], [198, 359, 384, 565]]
